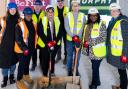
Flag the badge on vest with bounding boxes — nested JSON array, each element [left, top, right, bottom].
[[113, 28, 118, 31], [93, 29, 98, 31], [78, 20, 82, 23]]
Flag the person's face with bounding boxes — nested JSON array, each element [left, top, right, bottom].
[[47, 9, 54, 20], [9, 8, 16, 15], [90, 14, 98, 23], [72, 3, 80, 13], [110, 9, 120, 18], [25, 15, 32, 21], [34, 5, 42, 12], [57, 0, 64, 9]]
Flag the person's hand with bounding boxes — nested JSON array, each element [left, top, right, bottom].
[[23, 50, 29, 56], [83, 41, 88, 48], [47, 41, 56, 48], [120, 56, 128, 63], [72, 35, 80, 43]]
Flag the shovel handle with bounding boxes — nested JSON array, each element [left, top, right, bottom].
[[73, 46, 80, 76]]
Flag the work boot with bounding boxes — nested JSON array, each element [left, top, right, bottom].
[[68, 71, 73, 76], [1, 76, 8, 88], [30, 65, 36, 71], [112, 85, 121, 89], [89, 85, 97, 89], [9, 74, 16, 84], [23, 75, 33, 84], [16, 80, 28, 89]]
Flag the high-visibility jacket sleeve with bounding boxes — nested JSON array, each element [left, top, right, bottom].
[[15, 25, 28, 51], [64, 16, 74, 37], [55, 23, 63, 43], [37, 20, 48, 44], [121, 20, 128, 57]]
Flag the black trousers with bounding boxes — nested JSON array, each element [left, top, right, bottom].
[[17, 52, 33, 80], [118, 69, 127, 89], [31, 49, 37, 67], [91, 60, 102, 86], [56, 32, 67, 59], [40, 45, 60, 76]]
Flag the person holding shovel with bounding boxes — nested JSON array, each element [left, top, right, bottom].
[[82, 7, 107, 89], [64, 0, 86, 76], [107, 3, 128, 89], [37, 5, 62, 76]]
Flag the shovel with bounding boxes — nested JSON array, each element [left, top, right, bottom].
[[66, 46, 81, 89]]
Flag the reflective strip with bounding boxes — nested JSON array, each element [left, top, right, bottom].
[[111, 45, 122, 50], [93, 43, 105, 48]]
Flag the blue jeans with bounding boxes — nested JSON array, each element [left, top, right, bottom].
[[66, 41, 81, 72], [2, 65, 16, 77], [91, 60, 102, 86]]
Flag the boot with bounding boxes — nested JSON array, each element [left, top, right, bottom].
[[112, 85, 121, 89], [89, 85, 97, 89], [68, 71, 73, 76], [23, 75, 33, 84], [30, 65, 36, 71], [9, 74, 15, 84], [16, 80, 28, 89], [1, 76, 8, 88], [63, 56, 67, 65]]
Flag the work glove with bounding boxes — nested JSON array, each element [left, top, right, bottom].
[[23, 50, 29, 56], [47, 41, 56, 48], [72, 35, 80, 43], [83, 41, 88, 48], [120, 55, 128, 63]]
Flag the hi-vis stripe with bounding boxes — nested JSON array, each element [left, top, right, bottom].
[[19, 22, 27, 44]]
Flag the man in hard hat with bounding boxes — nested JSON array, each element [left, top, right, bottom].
[[31, 0, 45, 71], [37, 5, 62, 76], [107, 3, 128, 89], [54, 0, 69, 64], [65, 0, 86, 76], [15, 7, 37, 89]]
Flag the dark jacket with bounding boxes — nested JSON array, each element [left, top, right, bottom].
[[107, 15, 128, 69], [0, 15, 19, 68], [38, 18, 62, 47], [15, 19, 36, 53]]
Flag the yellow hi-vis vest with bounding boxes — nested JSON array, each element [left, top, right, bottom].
[[0, 18, 6, 44], [32, 10, 45, 24], [83, 21, 106, 57], [37, 16, 61, 48], [66, 12, 85, 41], [54, 6, 69, 17], [14, 20, 37, 53], [110, 20, 123, 56]]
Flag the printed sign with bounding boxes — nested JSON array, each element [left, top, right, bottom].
[[9, 0, 50, 11]]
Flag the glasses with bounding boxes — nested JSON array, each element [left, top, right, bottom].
[[90, 15, 98, 17], [57, 1, 64, 3]]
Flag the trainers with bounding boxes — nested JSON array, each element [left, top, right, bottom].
[[16, 80, 28, 89], [23, 75, 33, 84], [112, 85, 121, 89]]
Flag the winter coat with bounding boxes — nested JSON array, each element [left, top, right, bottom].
[[106, 15, 128, 69], [0, 15, 19, 68]]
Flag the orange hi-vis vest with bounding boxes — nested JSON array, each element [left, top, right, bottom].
[[0, 18, 6, 44], [14, 20, 37, 53]]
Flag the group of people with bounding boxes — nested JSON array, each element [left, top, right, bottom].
[[0, 0, 128, 89]]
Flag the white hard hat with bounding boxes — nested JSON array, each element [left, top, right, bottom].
[[71, 0, 80, 5], [45, 5, 54, 12], [88, 7, 99, 14], [109, 3, 121, 10]]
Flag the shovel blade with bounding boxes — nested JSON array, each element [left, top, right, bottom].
[[66, 83, 80, 89]]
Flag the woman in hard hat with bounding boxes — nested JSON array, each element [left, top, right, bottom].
[[0, 2, 20, 88], [82, 7, 107, 89], [107, 3, 128, 89]]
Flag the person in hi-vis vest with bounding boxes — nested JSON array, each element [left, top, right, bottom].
[[64, 0, 86, 76], [31, 0, 45, 71], [54, 0, 69, 64], [106, 3, 128, 89], [37, 5, 62, 76], [15, 7, 37, 89], [82, 7, 107, 89]]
